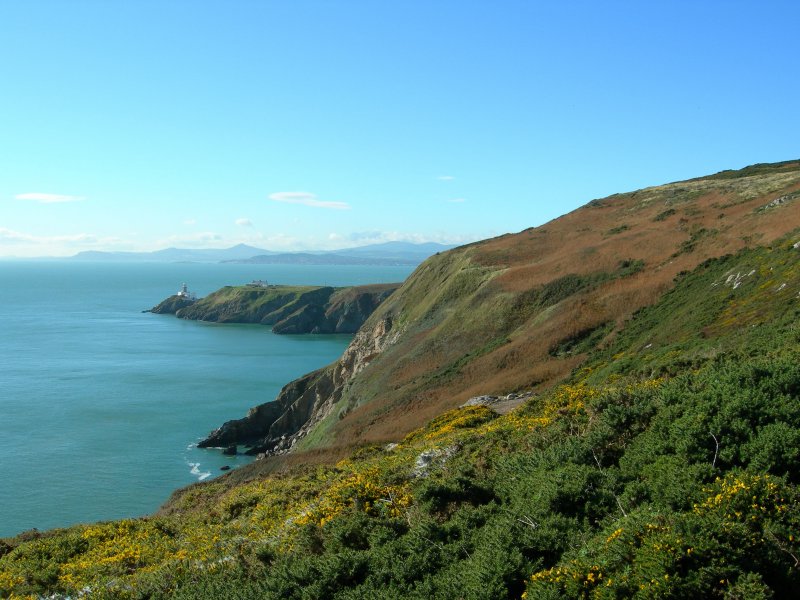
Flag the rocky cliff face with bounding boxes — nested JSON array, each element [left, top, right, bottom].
[[198, 314, 399, 454], [148, 295, 197, 314], [272, 285, 397, 334]]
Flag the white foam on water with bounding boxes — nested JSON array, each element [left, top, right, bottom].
[[188, 461, 211, 481]]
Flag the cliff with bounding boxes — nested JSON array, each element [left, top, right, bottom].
[[198, 315, 396, 453], [272, 284, 397, 334], [150, 283, 399, 334], [198, 160, 800, 456]]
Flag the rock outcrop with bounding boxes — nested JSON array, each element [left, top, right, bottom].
[[197, 314, 399, 455], [148, 295, 197, 314], [272, 285, 396, 334]]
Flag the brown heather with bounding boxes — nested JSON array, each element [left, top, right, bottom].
[[282, 161, 800, 457]]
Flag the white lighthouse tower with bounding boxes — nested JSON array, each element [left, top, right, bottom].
[[176, 283, 197, 301]]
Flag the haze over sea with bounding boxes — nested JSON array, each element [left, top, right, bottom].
[[0, 261, 412, 538]]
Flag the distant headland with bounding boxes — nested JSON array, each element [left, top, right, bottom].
[[148, 281, 400, 334]]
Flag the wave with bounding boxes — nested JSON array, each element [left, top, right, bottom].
[[188, 461, 211, 481]]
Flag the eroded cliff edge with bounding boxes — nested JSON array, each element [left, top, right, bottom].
[[197, 314, 397, 454], [149, 283, 399, 334]]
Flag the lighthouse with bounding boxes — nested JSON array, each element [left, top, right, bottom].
[[176, 283, 197, 301]]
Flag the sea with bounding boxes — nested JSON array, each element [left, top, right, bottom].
[[0, 261, 413, 538]]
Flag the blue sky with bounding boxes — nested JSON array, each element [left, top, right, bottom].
[[1, 1, 798, 257]]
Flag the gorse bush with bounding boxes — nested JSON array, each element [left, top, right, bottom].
[[3, 349, 799, 599]]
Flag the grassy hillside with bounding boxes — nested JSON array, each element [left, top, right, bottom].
[[2, 161, 799, 599], [173, 285, 334, 324], [1, 236, 799, 598], [286, 160, 800, 453]]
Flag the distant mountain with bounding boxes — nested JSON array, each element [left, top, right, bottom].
[[226, 253, 407, 266], [69, 242, 454, 265], [226, 244, 453, 266], [332, 241, 455, 261], [71, 244, 271, 263]]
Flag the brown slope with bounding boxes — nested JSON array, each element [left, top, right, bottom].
[[200, 160, 800, 461], [313, 161, 800, 445]]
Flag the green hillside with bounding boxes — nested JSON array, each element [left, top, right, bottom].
[[196, 160, 800, 460], [173, 284, 330, 324]]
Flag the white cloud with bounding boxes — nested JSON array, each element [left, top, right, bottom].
[[348, 230, 384, 242], [448, 198, 467, 203], [160, 231, 224, 246], [183, 218, 197, 226], [338, 230, 476, 247], [0, 228, 37, 244], [255, 233, 300, 248], [1, 228, 87, 245], [269, 191, 351, 210], [235, 218, 253, 227], [437, 175, 456, 181], [15, 192, 84, 203], [154, 230, 305, 252], [0, 227, 120, 248]]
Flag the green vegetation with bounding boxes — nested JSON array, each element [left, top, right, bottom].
[[652, 208, 676, 222], [606, 224, 630, 235], [175, 285, 334, 324], [2, 235, 799, 599], [705, 160, 800, 180], [588, 239, 800, 382]]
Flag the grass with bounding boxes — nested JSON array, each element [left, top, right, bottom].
[[584, 237, 800, 383], [176, 284, 333, 324], [291, 162, 800, 452]]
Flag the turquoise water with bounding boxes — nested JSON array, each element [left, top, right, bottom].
[[0, 261, 412, 538]]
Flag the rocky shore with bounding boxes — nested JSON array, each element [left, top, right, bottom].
[[198, 314, 397, 455]]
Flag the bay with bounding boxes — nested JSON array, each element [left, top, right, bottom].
[[0, 261, 412, 538]]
